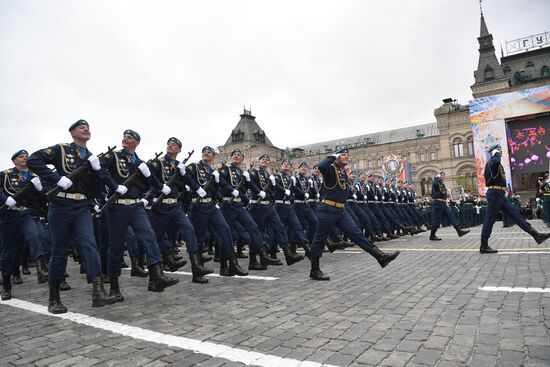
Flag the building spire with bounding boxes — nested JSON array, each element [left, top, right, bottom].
[[473, 5, 505, 84], [479, 0, 483, 16]]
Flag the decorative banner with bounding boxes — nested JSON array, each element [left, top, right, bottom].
[[471, 120, 512, 195], [470, 85, 550, 124], [381, 153, 411, 182]]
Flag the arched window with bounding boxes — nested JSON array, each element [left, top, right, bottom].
[[368, 160, 372, 169], [430, 151, 436, 161], [484, 66, 494, 80], [526, 60, 534, 68], [377, 159, 381, 167], [542, 65, 550, 78], [427, 177, 433, 195], [467, 136, 474, 156], [421, 178, 427, 196], [453, 138, 464, 157], [420, 153, 425, 162]]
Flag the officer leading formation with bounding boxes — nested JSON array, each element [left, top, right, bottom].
[[1, 119, 549, 311]]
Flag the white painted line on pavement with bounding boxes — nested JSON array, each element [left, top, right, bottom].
[[0, 298, 338, 367], [123, 268, 279, 281], [499, 251, 550, 255], [334, 248, 550, 254], [479, 286, 550, 293]]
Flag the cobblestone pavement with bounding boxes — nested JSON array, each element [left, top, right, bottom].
[[2, 221, 550, 366]]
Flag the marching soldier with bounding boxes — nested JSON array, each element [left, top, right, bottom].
[[27, 120, 116, 313], [293, 162, 318, 243], [429, 172, 470, 241], [0, 150, 49, 300], [308, 148, 400, 281], [480, 144, 550, 253]]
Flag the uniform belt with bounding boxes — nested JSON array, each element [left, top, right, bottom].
[[346, 199, 356, 203], [321, 199, 345, 208], [223, 197, 241, 203], [8, 206, 28, 211], [487, 186, 506, 191], [57, 192, 87, 200], [545, 193, 550, 196], [434, 199, 447, 202], [192, 197, 213, 204], [115, 198, 140, 205], [250, 200, 270, 205], [294, 200, 306, 204], [274, 200, 291, 205], [153, 198, 178, 204], [306, 199, 317, 203]]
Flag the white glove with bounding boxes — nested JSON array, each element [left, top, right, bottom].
[[291, 176, 296, 185], [215, 204, 220, 209], [212, 170, 220, 183], [231, 189, 239, 198], [242, 171, 250, 182], [161, 184, 171, 195], [316, 193, 320, 199], [285, 189, 291, 196], [305, 193, 310, 200], [259, 191, 266, 199], [382, 195, 385, 200], [177, 162, 186, 176], [5, 196, 16, 208], [375, 196, 379, 200], [31, 177, 43, 192], [93, 204, 101, 214], [332, 153, 341, 159], [352, 194, 357, 200], [88, 155, 101, 171], [115, 185, 128, 195], [140, 198, 149, 207], [197, 187, 207, 198], [138, 162, 151, 177], [185, 185, 191, 192], [56, 176, 73, 190], [308, 179, 313, 185], [269, 175, 276, 186]]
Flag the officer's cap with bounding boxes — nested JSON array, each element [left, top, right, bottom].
[[259, 154, 270, 161], [68, 119, 89, 132], [201, 146, 218, 155], [487, 143, 501, 154], [231, 148, 244, 157], [367, 172, 376, 178], [124, 129, 141, 141], [334, 147, 348, 155], [11, 149, 28, 160], [299, 162, 308, 169], [281, 159, 292, 166], [167, 137, 182, 148]]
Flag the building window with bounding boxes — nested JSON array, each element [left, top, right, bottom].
[[427, 177, 433, 195], [467, 137, 474, 156], [368, 160, 372, 169], [526, 60, 534, 68], [421, 178, 427, 196], [453, 138, 464, 157], [484, 66, 494, 80], [377, 159, 381, 167], [503, 66, 511, 78], [542, 65, 550, 78], [430, 151, 436, 161], [420, 153, 425, 162]]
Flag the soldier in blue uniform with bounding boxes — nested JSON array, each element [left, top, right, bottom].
[[429, 172, 470, 241], [186, 146, 248, 276], [27, 120, 116, 313], [148, 137, 213, 283], [248, 154, 304, 265], [308, 148, 400, 281], [480, 144, 550, 253], [218, 148, 280, 270], [293, 162, 318, 243], [101, 130, 179, 300], [0, 150, 49, 300]]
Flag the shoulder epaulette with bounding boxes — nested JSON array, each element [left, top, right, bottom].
[[3, 168, 13, 173]]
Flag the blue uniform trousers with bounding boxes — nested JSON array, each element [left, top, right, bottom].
[[151, 203, 200, 257], [47, 199, 101, 287], [107, 203, 162, 278], [431, 201, 460, 231], [221, 203, 262, 253], [349, 202, 373, 233], [274, 203, 308, 245], [190, 202, 234, 261], [249, 203, 290, 248], [94, 213, 110, 274], [395, 204, 415, 227], [293, 203, 318, 243], [311, 203, 375, 259], [481, 189, 531, 238], [368, 203, 391, 231], [380, 204, 402, 228], [359, 203, 381, 231], [0, 211, 45, 279], [407, 204, 425, 226]]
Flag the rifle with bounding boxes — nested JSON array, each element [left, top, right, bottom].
[[100, 151, 163, 213], [0, 179, 45, 214], [152, 150, 194, 207], [227, 163, 253, 204], [190, 161, 225, 207], [46, 145, 117, 201]]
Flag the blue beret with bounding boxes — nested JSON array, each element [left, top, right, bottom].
[[299, 162, 308, 168], [335, 147, 348, 155], [11, 149, 28, 160], [487, 143, 500, 153], [282, 159, 292, 166], [231, 148, 244, 157], [124, 129, 141, 141], [259, 154, 270, 161], [312, 164, 318, 169], [202, 146, 218, 155], [68, 119, 89, 132], [167, 137, 182, 148]]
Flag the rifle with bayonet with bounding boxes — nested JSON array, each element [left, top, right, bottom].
[[46, 145, 117, 201], [100, 151, 163, 213]]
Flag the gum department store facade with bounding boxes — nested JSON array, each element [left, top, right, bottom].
[[216, 12, 550, 198]]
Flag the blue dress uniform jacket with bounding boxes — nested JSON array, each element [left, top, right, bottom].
[[318, 156, 348, 204], [431, 177, 448, 201], [484, 154, 507, 188], [249, 168, 277, 202]]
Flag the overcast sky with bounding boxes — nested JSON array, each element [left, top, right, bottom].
[[1, 0, 549, 166]]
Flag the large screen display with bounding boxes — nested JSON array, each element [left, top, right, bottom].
[[506, 115, 550, 174]]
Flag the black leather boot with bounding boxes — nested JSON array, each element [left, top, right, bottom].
[[416, 225, 427, 233], [59, 279, 71, 291], [148, 263, 179, 292], [429, 230, 441, 241], [130, 256, 149, 277], [248, 253, 266, 271], [1, 277, 12, 301], [108, 277, 124, 302], [480, 236, 497, 253], [236, 241, 248, 258], [325, 239, 337, 252], [366, 245, 400, 268], [190, 253, 213, 276], [283, 246, 304, 266], [455, 227, 470, 237], [201, 253, 213, 263], [92, 277, 116, 307], [301, 243, 311, 258], [35, 257, 48, 284], [229, 256, 248, 276], [528, 227, 550, 244], [309, 258, 330, 281], [259, 247, 282, 266], [219, 259, 234, 277], [387, 230, 399, 239], [165, 253, 187, 272], [377, 231, 390, 241], [48, 285, 67, 314], [22, 263, 30, 275], [425, 223, 432, 231]]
